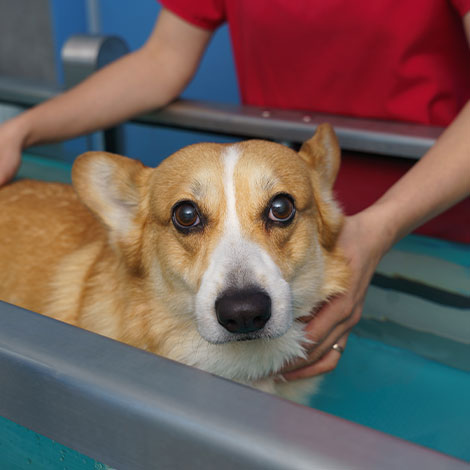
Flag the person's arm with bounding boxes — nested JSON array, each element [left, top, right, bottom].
[[0, 8, 212, 185], [282, 55, 470, 380]]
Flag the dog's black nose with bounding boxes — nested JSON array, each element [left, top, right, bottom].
[[215, 289, 271, 334]]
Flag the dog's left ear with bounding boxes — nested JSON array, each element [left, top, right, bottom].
[[299, 124, 344, 250], [298, 123, 341, 188], [72, 152, 149, 236]]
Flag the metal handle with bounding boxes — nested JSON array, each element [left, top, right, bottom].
[[61, 34, 129, 89], [136, 99, 443, 159]]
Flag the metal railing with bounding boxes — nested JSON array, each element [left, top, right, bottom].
[[0, 35, 443, 159], [1, 301, 467, 470]]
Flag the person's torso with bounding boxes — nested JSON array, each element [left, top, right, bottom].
[[225, 0, 470, 125]]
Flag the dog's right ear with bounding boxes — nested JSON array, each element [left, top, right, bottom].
[[72, 152, 149, 237]]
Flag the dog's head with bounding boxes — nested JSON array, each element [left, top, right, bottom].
[[72, 124, 348, 379]]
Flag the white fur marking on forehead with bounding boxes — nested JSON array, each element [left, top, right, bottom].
[[222, 145, 241, 235], [195, 145, 294, 345]]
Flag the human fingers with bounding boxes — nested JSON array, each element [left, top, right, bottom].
[[0, 152, 21, 186], [302, 293, 354, 346], [277, 213, 387, 380], [281, 332, 350, 381], [0, 122, 24, 186], [302, 297, 363, 360], [279, 297, 362, 376]]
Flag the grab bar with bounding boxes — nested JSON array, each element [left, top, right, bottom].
[[0, 35, 443, 158]]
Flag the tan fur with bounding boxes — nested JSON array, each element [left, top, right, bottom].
[[0, 124, 348, 401]]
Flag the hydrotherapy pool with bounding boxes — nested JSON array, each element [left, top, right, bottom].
[[0, 153, 468, 469]]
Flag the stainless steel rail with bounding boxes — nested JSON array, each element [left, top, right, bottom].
[[0, 301, 466, 470], [0, 32, 443, 158], [137, 99, 443, 158], [0, 78, 443, 158]]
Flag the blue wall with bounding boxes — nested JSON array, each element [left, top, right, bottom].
[[49, 0, 240, 165], [97, 0, 239, 104]]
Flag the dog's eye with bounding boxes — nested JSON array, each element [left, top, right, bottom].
[[172, 201, 201, 231], [268, 194, 295, 223]]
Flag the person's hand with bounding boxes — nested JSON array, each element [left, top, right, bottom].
[[281, 208, 393, 380], [0, 119, 26, 186]]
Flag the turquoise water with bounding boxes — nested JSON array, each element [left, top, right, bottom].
[[393, 234, 470, 269], [16, 153, 72, 184], [0, 416, 107, 470], [311, 333, 470, 462]]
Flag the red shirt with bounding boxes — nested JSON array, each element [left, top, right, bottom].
[[159, 0, 470, 242], [161, 0, 470, 126]]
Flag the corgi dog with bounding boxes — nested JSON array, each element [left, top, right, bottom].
[[0, 124, 348, 403]]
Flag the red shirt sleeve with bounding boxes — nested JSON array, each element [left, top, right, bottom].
[[450, 0, 470, 16], [158, 0, 226, 30]]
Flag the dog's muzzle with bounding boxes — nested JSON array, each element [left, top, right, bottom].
[[215, 288, 271, 334]]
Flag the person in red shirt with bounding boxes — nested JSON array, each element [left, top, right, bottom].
[[0, 2, 469, 379], [161, 0, 470, 127]]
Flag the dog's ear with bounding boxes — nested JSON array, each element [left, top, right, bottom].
[[72, 152, 148, 236], [298, 123, 340, 188], [299, 124, 344, 250]]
